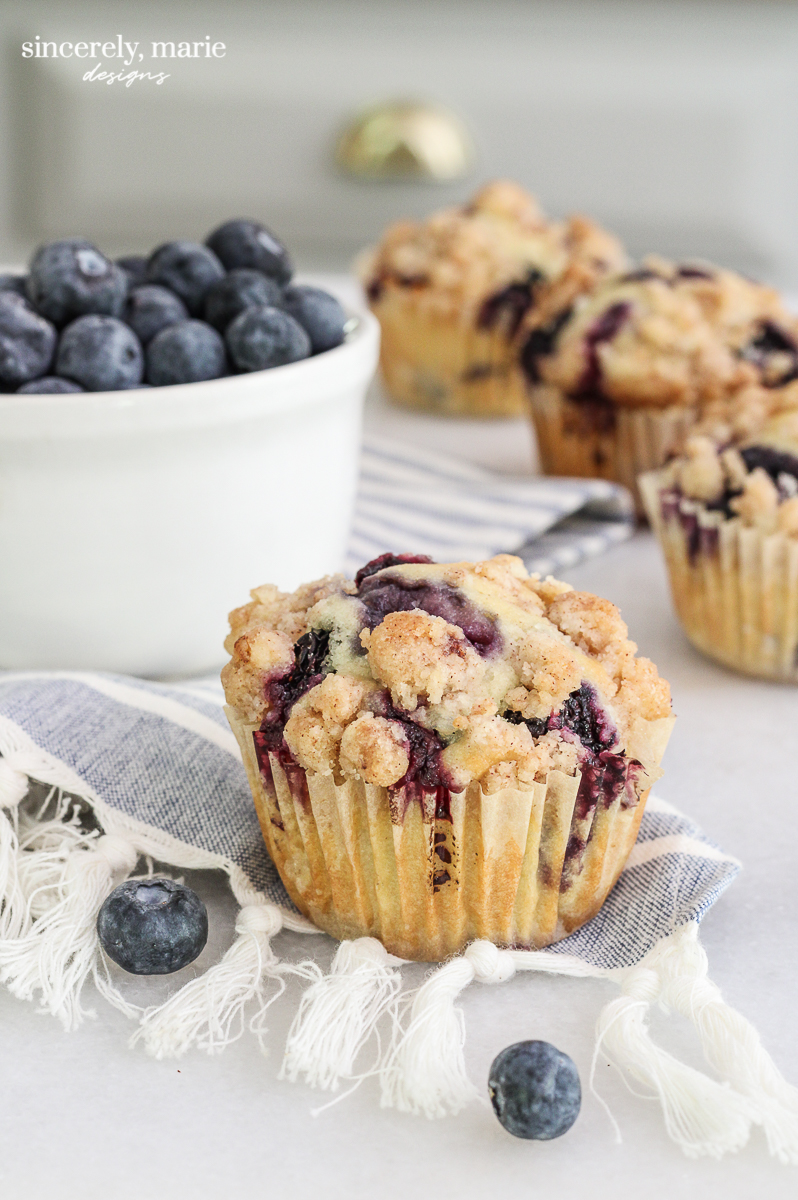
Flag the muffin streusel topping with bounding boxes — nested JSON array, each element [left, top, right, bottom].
[[222, 554, 671, 796], [522, 257, 798, 409], [361, 181, 627, 328], [661, 407, 798, 537]]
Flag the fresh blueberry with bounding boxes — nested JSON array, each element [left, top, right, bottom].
[[0, 292, 57, 388], [116, 255, 149, 289], [123, 284, 189, 345], [489, 1041, 581, 1140], [282, 285, 347, 354], [206, 218, 292, 284], [26, 239, 127, 326], [97, 877, 208, 975], [56, 315, 144, 391], [17, 375, 84, 394], [145, 241, 225, 315], [146, 318, 227, 386], [225, 305, 310, 372], [203, 268, 283, 332], [0, 273, 27, 296]]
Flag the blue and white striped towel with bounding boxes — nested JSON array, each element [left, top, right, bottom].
[[347, 435, 634, 579], [0, 670, 737, 971], [3, 672, 797, 1163]]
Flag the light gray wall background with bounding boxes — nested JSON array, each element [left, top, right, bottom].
[[3, 0, 798, 285]]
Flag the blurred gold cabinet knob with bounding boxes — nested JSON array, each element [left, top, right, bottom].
[[335, 101, 474, 181]]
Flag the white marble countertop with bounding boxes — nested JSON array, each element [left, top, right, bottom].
[[1, 381, 797, 1200]]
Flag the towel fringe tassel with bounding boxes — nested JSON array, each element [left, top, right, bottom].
[[0, 733, 314, 1044], [131, 899, 290, 1059], [2, 731, 797, 1162], [281, 937, 402, 1092]]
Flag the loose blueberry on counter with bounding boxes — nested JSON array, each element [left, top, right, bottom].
[[226, 305, 311, 371], [124, 284, 189, 345], [282, 284, 347, 354], [145, 240, 225, 315], [203, 268, 283, 332], [27, 239, 127, 325], [116, 255, 148, 289], [17, 375, 84, 394], [0, 273, 28, 296], [56, 315, 144, 391], [146, 318, 228, 386], [489, 1041, 581, 1140], [0, 292, 57, 388], [206, 218, 293, 284], [97, 878, 208, 975]]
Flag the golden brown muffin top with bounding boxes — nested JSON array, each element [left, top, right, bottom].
[[360, 180, 627, 331], [659, 403, 798, 537], [522, 257, 798, 409], [222, 554, 672, 795]]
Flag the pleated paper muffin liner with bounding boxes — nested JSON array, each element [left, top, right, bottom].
[[372, 300, 528, 418], [227, 706, 672, 962], [528, 383, 697, 515], [640, 469, 798, 682]]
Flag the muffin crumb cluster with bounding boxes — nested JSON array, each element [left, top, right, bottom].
[[222, 554, 671, 794], [523, 260, 798, 409], [663, 416, 798, 537], [363, 180, 625, 325]]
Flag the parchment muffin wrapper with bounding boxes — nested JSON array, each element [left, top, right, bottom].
[[371, 297, 528, 418], [528, 383, 698, 515], [226, 706, 673, 961], [640, 468, 798, 682]]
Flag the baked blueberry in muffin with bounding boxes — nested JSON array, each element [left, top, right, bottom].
[[640, 403, 798, 681], [361, 181, 626, 418], [522, 257, 798, 508], [223, 554, 673, 960]]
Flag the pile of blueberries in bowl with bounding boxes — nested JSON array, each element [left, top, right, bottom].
[[0, 219, 349, 394]]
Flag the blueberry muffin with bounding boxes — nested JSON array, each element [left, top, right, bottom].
[[222, 552, 673, 960], [640, 396, 798, 681], [522, 257, 798, 510], [360, 181, 626, 418]]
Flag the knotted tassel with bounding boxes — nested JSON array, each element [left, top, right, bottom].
[[380, 940, 515, 1118], [0, 830, 139, 1029], [594, 951, 754, 1158], [0, 757, 30, 940], [655, 923, 798, 1164], [281, 937, 402, 1092], [132, 899, 286, 1059]]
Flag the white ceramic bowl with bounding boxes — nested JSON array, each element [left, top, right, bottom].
[[0, 308, 380, 677]]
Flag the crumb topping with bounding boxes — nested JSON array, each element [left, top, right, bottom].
[[522, 257, 798, 409], [360, 180, 626, 328], [223, 555, 672, 794], [658, 405, 798, 537]]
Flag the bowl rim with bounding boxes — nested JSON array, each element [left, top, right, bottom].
[[0, 304, 380, 438]]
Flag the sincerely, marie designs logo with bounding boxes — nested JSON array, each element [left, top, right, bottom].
[[21, 34, 227, 87]]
